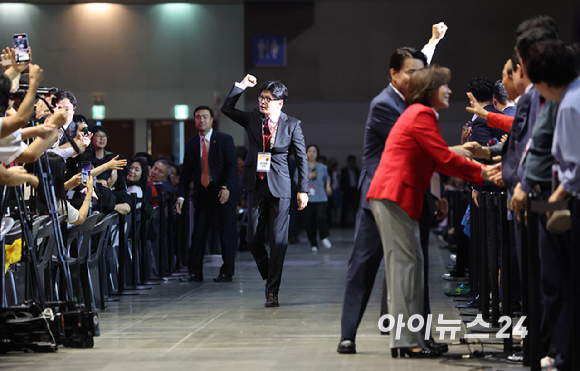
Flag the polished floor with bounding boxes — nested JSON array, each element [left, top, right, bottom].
[[1, 229, 527, 371]]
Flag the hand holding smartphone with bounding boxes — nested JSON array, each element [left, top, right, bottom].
[[13, 33, 30, 64], [81, 161, 92, 184]]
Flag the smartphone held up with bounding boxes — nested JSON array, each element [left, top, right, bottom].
[[81, 162, 91, 184], [13, 33, 30, 64]]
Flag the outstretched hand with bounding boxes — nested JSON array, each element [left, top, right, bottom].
[[106, 155, 128, 171], [465, 92, 488, 120]]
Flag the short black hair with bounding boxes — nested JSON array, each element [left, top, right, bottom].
[[516, 27, 560, 62], [194, 105, 214, 118], [389, 47, 428, 72], [306, 144, 320, 157], [467, 77, 494, 103], [516, 15, 560, 38], [347, 154, 356, 162], [259, 80, 288, 103], [54, 90, 77, 107], [92, 125, 108, 139], [134, 152, 153, 167], [493, 80, 508, 105], [525, 39, 580, 87], [74, 114, 88, 125], [0, 73, 10, 114]]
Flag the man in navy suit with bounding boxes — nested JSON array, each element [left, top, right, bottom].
[[338, 22, 454, 354], [221, 74, 309, 307], [176, 106, 241, 283]]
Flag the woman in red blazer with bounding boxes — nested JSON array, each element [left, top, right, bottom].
[[367, 65, 488, 358]]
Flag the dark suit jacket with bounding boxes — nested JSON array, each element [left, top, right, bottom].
[[59, 121, 78, 146], [501, 87, 541, 194], [358, 85, 406, 209], [221, 85, 309, 198], [178, 130, 241, 205], [471, 104, 507, 148]]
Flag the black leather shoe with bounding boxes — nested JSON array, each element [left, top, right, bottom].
[[265, 292, 279, 307], [426, 337, 449, 353], [180, 274, 203, 282], [213, 274, 233, 282], [337, 338, 356, 354]]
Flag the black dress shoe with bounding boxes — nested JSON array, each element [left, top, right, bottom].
[[265, 292, 279, 307], [426, 337, 449, 353], [180, 274, 203, 282], [213, 274, 233, 282], [337, 338, 356, 354]]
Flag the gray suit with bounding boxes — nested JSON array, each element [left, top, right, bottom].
[[221, 85, 309, 295]]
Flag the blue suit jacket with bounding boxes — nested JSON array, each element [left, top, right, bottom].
[[358, 85, 406, 209], [178, 130, 241, 204], [502, 87, 541, 194]]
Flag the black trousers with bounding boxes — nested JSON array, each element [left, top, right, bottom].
[[247, 178, 291, 295], [341, 206, 383, 340], [537, 190, 572, 370], [302, 201, 329, 247], [188, 183, 238, 277]]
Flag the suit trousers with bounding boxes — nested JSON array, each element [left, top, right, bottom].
[[538, 190, 572, 370], [188, 183, 238, 277], [247, 177, 291, 295], [370, 198, 426, 349], [340, 206, 383, 340], [302, 201, 329, 247]]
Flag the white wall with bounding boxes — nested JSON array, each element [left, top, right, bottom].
[[0, 3, 245, 152]]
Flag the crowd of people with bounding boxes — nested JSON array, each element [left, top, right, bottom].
[[1, 13, 578, 370], [333, 16, 578, 370]]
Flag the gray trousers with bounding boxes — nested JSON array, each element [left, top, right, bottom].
[[370, 198, 426, 349]]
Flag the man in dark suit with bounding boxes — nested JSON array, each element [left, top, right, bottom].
[[53, 90, 79, 146], [176, 106, 241, 283], [221, 74, 309, 307], [338, 22, 455, 354]]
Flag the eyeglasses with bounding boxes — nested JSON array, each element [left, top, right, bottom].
[[257, 95, 280, 103], [95, 134, 107, 139]]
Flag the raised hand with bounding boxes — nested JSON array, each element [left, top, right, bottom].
[[430, 22, 448, 43], [241, 74, 257, 89], [465, 92, 488, 120], [49, 108, 68, 128], [27, 64, 44, 85]]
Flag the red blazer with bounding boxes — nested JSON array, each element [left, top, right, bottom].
[[487, 111, 513, 132], [367, 104, 485, 221]]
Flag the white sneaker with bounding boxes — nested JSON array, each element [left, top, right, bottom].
[[321, 238, 332, 249], [540, 356, 555, 368], [311, 246, 318, 252]]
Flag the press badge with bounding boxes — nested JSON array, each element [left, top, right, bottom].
[[257, 152, 272, 172]]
